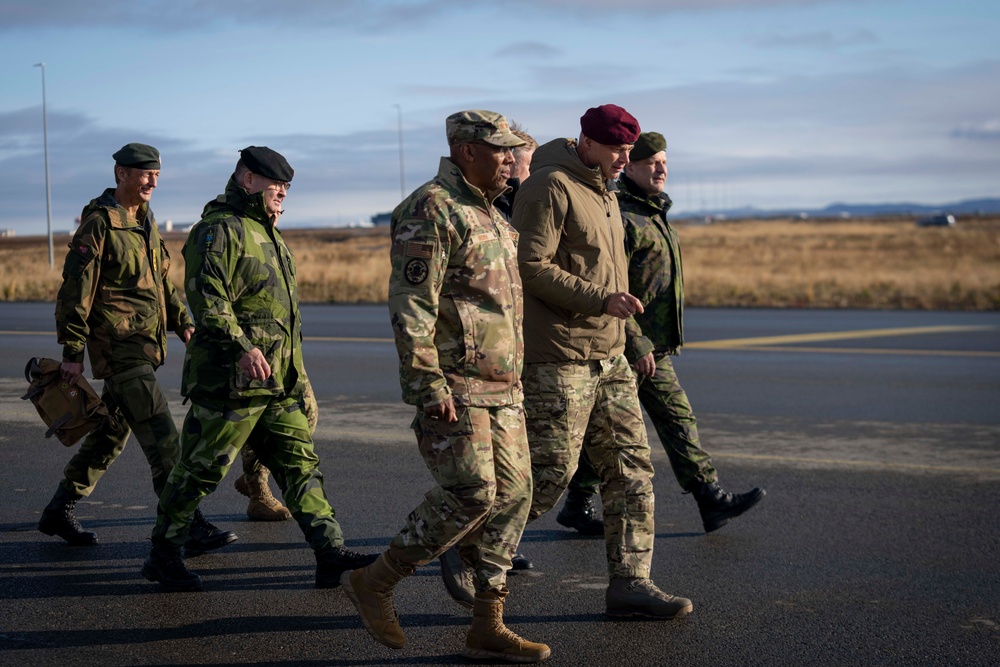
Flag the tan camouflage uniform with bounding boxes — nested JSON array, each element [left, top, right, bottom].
[[55, 189, 192, 498], [512, 138, 656, 579], [387, 157, 531, 593]]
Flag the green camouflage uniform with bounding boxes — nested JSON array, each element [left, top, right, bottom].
[[571, 176, 716, 494], [54, 189, 192, 497], [512, 139, 656, 580], [151, 178, 342, 553], [387, 158, 531, 593]]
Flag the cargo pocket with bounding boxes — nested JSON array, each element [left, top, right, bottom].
[[111, 367, 168, 423]]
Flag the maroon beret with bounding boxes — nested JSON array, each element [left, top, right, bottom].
[[580, 104, 641, 146]]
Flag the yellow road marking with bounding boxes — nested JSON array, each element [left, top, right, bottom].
[[690, 345, 1000, 358], [687, 325, 996, 349], [717, 451, 1000, 475]]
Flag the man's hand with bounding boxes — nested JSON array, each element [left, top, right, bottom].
[[424, 397, 458, 423], [178, 327, 194, 346], [239, 347, 272, 381], [632, 352, 656, 378], [604, 292, 644, 320], [60, 361, 85, 386]]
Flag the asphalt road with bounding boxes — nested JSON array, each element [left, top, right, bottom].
[[1, 304, 998, 666]]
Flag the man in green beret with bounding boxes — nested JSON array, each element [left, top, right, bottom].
[[561, 132, 765, 534], [142, 146, 377, 592], [43, 143, 237, 556]]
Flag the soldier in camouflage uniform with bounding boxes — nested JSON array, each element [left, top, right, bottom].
[[42, 143, 236, 556], [141, 146, 376, 592], [338, 111, 550, 663], [511, 106, 693, 619], [566, 132, 766, 533]]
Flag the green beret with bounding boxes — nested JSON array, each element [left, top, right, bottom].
[[240, 146, 294, 182], [630, 132, 667, 162], [113, 143, 160, 169]]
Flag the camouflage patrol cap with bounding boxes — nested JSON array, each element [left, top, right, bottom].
[[113, 143, 160, 169], [630, 132, 667, 162], [240, 146, 294, 182], [446, 110, 526, 147]]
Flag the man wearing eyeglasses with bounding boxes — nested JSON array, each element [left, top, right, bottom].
[[339, 111, 550, 663], [141, 146, 377, 592]]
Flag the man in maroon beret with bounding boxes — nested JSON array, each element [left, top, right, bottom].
[[507, 105, 693, 619]]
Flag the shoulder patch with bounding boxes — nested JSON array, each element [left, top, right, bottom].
[[404, 258, 429, 285], [405, 241, 434, 259]]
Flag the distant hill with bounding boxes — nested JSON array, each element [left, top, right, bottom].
[[674, 197, 1000, 220]]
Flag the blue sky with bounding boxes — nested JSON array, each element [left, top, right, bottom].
[[1, 0, 998, 235]]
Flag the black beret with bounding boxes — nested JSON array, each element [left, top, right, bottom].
[[113, 143, 160, 169], [240, 146, 294, 182], [630, 132, 667, 162]]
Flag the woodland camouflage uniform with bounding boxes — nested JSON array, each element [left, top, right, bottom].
[[151, 177, 343, 554], [54, 189, 192, 498]]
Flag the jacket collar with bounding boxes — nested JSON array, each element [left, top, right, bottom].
[[222, 177, 272, 224], [618, 175, 673, 213], [436, 157, 510, 205]]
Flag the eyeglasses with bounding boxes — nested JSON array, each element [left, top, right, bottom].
[[255, 174, 291, 191]]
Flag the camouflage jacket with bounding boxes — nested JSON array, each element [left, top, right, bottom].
[[618, 175, 684, 361], [181, 178, 303, 400], [55, 189, 192, 379], [388, 157, 524, 408]]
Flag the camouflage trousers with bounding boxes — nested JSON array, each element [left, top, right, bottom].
[[570, 351, 717, 495], [62, 364, 178, 498], [238, 376, 318, 480], [389, 404, 531, 593], [152, 394, 343, 552], [523, 355, 655, 579]]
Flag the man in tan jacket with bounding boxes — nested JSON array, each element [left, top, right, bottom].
[[511, 105, 693, 619]]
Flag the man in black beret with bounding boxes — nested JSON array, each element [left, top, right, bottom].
[[43, 143, 236, 557], [143, 146, 377, 592]]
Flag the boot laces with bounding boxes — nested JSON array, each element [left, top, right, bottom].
[[486, 605, 526, 644], [628, 578, 673, 600]]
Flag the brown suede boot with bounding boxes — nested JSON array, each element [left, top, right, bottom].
[[339, 551, 414, 649], [234, 470, 291, 521], [463, 587, 551, 663]]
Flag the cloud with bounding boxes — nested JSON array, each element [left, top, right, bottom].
[[755, 29, 879, 49], [496, 41, 562, 59], [0, 0, 884, 31], [950, 120, 1000, 141]]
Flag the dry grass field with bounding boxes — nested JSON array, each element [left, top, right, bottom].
[[1, 216, 998, 310]]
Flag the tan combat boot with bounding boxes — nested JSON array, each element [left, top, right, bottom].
[[463, 587, 551, 663], [340, 551, 414, 649], [234, 470, 291, 521]]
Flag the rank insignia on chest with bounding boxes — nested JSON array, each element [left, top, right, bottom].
[[404, 258, 429, 285]]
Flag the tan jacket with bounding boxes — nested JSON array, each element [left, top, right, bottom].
[[511, 138, 629, 363]]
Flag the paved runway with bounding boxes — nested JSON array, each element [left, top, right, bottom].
[[1, 304, 998, 665]]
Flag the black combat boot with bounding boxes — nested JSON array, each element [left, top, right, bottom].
[[316, 545, 380, 589], [691, 481, 766, 533], [142, 544, 203, 592], [511, 553, 533, 571], [38, 483, 98, 546], [184, 508, 238, 557], [556, 488, 605, 536]]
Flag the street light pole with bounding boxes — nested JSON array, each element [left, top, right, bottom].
[[34, 62, 54, 268], [393, 104, 405, 201]]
